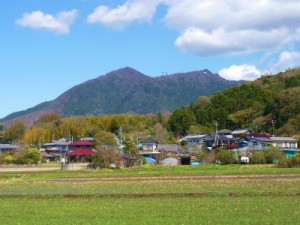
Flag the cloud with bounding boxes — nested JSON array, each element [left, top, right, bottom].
[[16, 10, 77, 34], [163, 0, 300, 55], [87, 0, 300, 55], [264, 51, 300, 74], [87, 0, 160, 30], [175, 27, 291, 56], [219, 64, 261, 81]]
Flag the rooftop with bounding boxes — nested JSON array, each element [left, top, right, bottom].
[[271, 137, 297, 142], [69, 140, 93, 146]]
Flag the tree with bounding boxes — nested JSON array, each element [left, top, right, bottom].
[[36, 113, 62, 124], [123, 139, 138, 158], [168, 107, 196, 136], [92, 130, 120, 168], [152, 123, 169, 144], [93, 145, 120, 168], [0, 124, 5, 142], [5, 121, 25, 142], [192, 96, 211, 110]]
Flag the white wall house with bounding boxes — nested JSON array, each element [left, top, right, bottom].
[[270, 137, 298, 148]]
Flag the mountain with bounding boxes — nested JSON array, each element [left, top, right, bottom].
[[0, 67, 243, 125]]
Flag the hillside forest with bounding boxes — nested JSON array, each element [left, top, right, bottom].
[[0, 68, 300, 146]]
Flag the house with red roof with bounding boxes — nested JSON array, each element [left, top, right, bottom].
[[68, 139, 94, 162], [68, 148, 96, 162], [69, 140, 93, 150]]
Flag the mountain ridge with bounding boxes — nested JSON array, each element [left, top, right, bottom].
[[0, 67, 244, 125]]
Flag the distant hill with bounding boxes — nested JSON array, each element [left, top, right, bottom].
[[0, 67, 243, 125], [174, 68, 300, 136]]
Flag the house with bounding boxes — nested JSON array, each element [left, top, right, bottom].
[[42, 138, 71, 153], [248, 137, 274, 150], [205, 134, 239, 147], [41, 138, 71, 161], [185, 134, 207, 149], [69, 140, 93, 151], [139, 138, 160, 158], [0, 144, 17, 153], [68, 148, 96, 162], [231, 129, 252, 138], [218, 129, 232, 135], [269, 137, 299, 158], [270, 137, 298, 148]]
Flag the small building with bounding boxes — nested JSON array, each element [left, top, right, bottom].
[[283, 148, 300, 158], [120, 154, 137, 168]]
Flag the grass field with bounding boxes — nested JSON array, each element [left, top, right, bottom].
[[0, 164, 299, 224]]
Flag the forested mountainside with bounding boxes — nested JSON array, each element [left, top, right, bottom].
[[168, 68, 300, 136], [0, 67, 242, 125]]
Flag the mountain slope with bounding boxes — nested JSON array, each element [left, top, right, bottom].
[[0, 67, 243, 124]]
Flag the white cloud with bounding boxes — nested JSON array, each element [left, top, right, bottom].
[[264, 51, 300, 74], [219, 64, 261, 81], [87, 0, 160, 30], [16, 10, 77, 34], [87, 0, 300, 56], [175, 27, 291, 56], [164, 0, 300, 55]]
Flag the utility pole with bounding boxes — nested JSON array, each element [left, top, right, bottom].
[[120, 127, 123, 155], [214, 122, 218, 146], [271, 120, 275, 137]]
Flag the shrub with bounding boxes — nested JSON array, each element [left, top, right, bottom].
[[23, 148, 41, 165], [0, 151, 13, 164], [251, 151, 265, 164], [196, 150, 207, 162], [141, 163, 152, 169], [264, 148, 285, 164], [278, 156, 300, 168], [216, 148, 233, 165]]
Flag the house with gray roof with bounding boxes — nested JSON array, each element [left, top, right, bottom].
[[0, 144, 17, 153], [231, 129, 252, 138], [270, 137, 298, 149], [248, 137, 274, 150], [185, 134, 207, 149]]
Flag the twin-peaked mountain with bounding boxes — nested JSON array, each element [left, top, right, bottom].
[[0, 67, 243, 124]]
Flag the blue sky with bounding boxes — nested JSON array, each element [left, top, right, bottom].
[[1, 0, 300, 119]]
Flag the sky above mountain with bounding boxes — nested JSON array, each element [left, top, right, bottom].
[[1, 0, 300, 119]]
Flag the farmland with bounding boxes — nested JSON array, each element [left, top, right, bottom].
[[0, 165, 299, 224]]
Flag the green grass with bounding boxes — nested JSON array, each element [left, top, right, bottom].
[[0, 165, 299, 224], [1, 164, 300, 182], [0, 196, 299, 225]]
